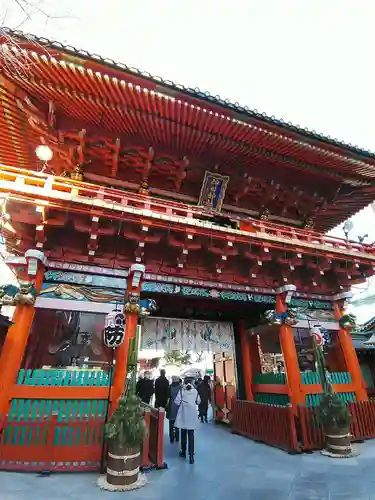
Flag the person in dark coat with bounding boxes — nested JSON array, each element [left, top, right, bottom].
[[197, 375, 211, 423], [154, 369, 169, 408], [166, 376, 182, 443], [136, 371, 154, 404]]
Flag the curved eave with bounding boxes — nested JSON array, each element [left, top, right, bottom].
[[1, 27, 375, 167], [2, 42, 375, 184]]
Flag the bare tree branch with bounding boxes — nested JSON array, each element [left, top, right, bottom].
[[0, 0, 69, 78]]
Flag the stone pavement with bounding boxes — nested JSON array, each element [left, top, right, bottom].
[[1, 422, 375, 499]]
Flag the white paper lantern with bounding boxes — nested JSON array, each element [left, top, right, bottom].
[[104, 310, 125, 348]]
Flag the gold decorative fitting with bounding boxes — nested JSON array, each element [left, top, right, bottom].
[[303, 217, 315, 229], [70, 164, 84, 182], [128, 292, 140, 303], [260, 208, 270, 221], [15, 281, 36, 305], [138, 180, 149, 194], [124, 302, 140, 314], [0, 281, 36, 306]]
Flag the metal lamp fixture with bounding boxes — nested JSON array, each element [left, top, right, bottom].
[[35, 145, 53, 162]]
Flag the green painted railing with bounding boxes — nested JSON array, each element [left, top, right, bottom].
[[300, 371, 352, 386], [253, 372, 286, 385], [5, 399, 108, 446], [303, 392, 356, 408], [16, 369, 110, 387], [254, 393, 290, 406], [301, 371, 356, 407], [7, 369, 111, 445], [9, 398, 108, 422], [253, 372, 289, 406]]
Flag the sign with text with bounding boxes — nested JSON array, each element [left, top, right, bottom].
[[198, 171, 229, 212]]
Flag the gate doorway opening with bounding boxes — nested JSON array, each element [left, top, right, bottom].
[[139, 293, 270, 423]]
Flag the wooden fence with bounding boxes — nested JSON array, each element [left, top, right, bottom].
[[350, 401, 375, 440], [0, 368, 166, 472], [296, 406, 324, 451], [0, 406, 165, 472], [232, 399, 375, 453], [297, 401, 375, 451], [145, 406, 165, 469], [231, 400, 299, 452]]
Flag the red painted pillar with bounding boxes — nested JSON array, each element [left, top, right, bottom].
[[110, 263, 145, 413], [0, 250, 46, 416], [276, 286, 304, 410], [334, 302, 367, 401], [238, 319, 253, 400]]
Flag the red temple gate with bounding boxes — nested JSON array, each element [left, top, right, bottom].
[[0, 27, 374, 463]]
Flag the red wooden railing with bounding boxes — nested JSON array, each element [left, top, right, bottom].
[[0, 415, 105, 472], [0, 163, 374, 259], [231, 400, 299, 452], [297, 406, 325, 451], [232, 399, 375, 453], [350, 401, 375, 440], [0, 407, 165, 472], [298, 401, 375, 451], [146, 407, 165, 469]]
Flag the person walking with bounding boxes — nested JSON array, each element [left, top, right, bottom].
[[166, 376, 181, 443], [175, 377, 200, 464], [197, 375, 211, 423], [154, 369, 169, 408], [136, 371, 154, 404]]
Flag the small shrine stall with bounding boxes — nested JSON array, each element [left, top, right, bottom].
[[244, 301, 355, 408], [0, 257, 165, 472]]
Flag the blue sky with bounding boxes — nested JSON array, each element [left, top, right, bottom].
[[1, 0, 375, 321]]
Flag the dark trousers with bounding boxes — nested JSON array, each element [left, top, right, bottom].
[[181, 429, 195, 456], [199, 402, 208, 421], [169, 420, 179, 441]]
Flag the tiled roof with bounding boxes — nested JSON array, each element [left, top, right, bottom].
[[2, 27, 375, 162]]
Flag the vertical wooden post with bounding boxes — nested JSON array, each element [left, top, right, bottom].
[[0, 250, 46, 417], [249, 334, 262, 375], [110, 263, 145, 414], [141, 409, 151, 467], [276, 286, 304, 410], [238, 319, 253, 400], [334, 302, 368, 401], [156, 408, 165, 468]]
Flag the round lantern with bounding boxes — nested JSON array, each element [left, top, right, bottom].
[[35, 145, 53, 162], [310, 325, 325, 346], [104, 310, 125, 348]]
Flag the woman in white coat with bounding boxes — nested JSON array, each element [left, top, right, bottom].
[[174, 378, 200, 464]]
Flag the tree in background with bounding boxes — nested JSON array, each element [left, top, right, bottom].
[[163, 350, 192, 368], [0, 0, 68, 78]]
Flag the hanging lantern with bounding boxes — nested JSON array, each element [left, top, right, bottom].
[[310, 325, 325, 346], [104, 310, 126, 348]]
